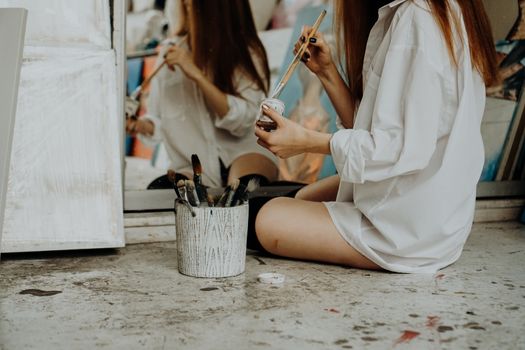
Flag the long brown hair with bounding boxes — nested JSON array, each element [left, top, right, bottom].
[[176, 0, 270, 97], [335, 0, 499, 102]]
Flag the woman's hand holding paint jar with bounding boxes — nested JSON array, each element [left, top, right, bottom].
[[294, 26, 334, 76], [255, 104, 331, 159], [164, 45, 204, 82]]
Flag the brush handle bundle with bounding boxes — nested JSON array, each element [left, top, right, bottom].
[[167, 154, 260, 211]]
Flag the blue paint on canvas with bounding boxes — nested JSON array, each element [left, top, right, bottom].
[[276, 4, 337, 179]]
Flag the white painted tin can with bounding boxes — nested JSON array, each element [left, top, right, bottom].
[[175, 202, 249, 278]]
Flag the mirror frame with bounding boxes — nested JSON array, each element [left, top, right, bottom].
[[0, 8, 27, 257]]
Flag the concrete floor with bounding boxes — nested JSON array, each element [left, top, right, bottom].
[[1, 222, 524, 350]]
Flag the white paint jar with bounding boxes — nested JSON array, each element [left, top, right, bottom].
[[256, 98, 285, 131], [175, 202, 249, 278]]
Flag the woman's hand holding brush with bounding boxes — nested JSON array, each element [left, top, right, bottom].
[[294, 27, 334, 78], [164, 45, 204, 82]]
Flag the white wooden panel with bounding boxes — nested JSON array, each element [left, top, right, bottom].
[[0, 0, 111, 49], [1, 48, 124, 253], [0, 8, 26, 258]]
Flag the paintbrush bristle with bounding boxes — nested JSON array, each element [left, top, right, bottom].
[[207, 194, 215, 207], [230, 178, 240, 191], [246, 178, 260, 193], [191, 154, 202, 176], [185, 180, 200, 207], [167, 169, 177, 183]]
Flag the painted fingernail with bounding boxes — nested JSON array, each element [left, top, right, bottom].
[[301, 36, 305, 43], [309, 37, 317, 43], [262, 104, 269, 110], [303, 52, 310, 60]]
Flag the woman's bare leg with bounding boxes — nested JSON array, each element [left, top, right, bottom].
[[255, 197, 380, 270], [228, 153, 278, 183], [295, 175, 340, 202]]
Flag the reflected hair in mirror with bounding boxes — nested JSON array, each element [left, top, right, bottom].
[[175, 0, 270, 96]]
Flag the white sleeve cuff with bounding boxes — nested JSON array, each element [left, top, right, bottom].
[[137, 114, 163, 146], [214, 94, 256, 137], [330, 129, 370, 184]]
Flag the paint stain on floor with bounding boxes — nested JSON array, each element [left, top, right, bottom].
[[19, 289, 62, 297], [426, 315, 440, 328], [394, 330, 420, 345]]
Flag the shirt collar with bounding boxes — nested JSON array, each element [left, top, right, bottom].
[[379, 0, 429, 14], [382, 0, 410, 11]]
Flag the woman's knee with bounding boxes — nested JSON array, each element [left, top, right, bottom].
[[255, 197, 290, 253], [230, 153, 278, 182]]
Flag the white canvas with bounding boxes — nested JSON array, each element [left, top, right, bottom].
[[2, 48, 124, 252], [0, 0, 111, 49]]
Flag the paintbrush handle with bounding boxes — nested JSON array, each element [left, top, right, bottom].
[[272, 10, 327, 98], [140, 61, 167, 89], [175, 199, 196, 217], [132, 36, 188, 98]]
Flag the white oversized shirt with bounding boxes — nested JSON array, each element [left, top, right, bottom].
[[325, 0, 486, 273], [141, 39, 277, 187]]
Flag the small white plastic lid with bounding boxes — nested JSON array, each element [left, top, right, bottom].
[[257, 272, 285, 284]]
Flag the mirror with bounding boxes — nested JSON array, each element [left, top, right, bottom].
[[123, 0, 334, 207]]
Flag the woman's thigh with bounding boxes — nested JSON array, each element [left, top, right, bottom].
[[295, 174, 340, 202], [255, 197, 380, 270], [228, 153, 278, 183]]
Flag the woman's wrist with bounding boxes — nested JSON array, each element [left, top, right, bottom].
[[303, 129, 332, 155], [317, 62, 339, 84], [192, 70, 207, 85]]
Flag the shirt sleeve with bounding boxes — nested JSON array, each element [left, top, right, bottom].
[[213, 76, 264, 138], [330, 46, 443, 184], [138, 58, 163, 146]]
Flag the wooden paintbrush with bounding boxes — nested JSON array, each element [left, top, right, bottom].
[[232, 177, 260, 206], [225, 179, 240, 207], [217, 185, 232, 207], [177, 180, 188, 201], [191, 154, 208, 204], [271, 10, 327, 99], [176, 179, 196, 216], [129, 36, 188, 100], [167, 169, 181, 198], [185, 180, 200, 207]]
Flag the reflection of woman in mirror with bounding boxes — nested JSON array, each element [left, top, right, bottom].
[[254, 0, 498, 272], [127, 0, 278, 188]]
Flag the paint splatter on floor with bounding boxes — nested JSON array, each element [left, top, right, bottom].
[[324, 308, 340, 313], [19, 289, 62, 297], [426, 315, 440, 328], [395, 330, 420, 345], [437, 325, 454, 333]]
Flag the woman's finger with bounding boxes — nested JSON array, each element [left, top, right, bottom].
[[256, 138, 272, 151], [254, 124, 271, 141], [305, 32, 329, 52], [261, 105, 286, 127], [301, 25, 313, 39], [293, 41, 301, 55]]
